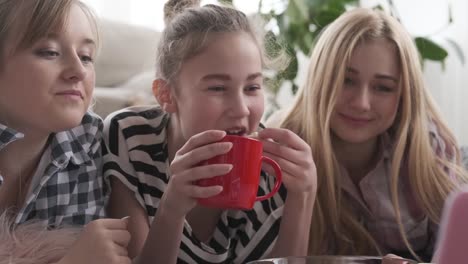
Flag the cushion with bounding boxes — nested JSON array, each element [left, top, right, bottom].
[[94, 19, 160, 87]]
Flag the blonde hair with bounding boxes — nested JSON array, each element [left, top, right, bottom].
[[158, 0, 286, 87], [0, 212, 80, 264], [0, 0, 98, 61], [280, 8, 468, 259]]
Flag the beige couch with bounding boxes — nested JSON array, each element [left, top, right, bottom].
[[92, 20, 160, 118]]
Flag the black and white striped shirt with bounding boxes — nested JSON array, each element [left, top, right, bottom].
[[0, 112, 106, 226], [103, 106, 287, 264]]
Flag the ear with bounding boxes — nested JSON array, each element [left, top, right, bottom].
[[152, 79, 177, 113]]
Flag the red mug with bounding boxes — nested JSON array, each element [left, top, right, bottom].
[[197, 135, 282, 209]]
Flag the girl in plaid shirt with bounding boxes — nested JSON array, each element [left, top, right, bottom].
[[0, 1, 130, 263], [267, 8, 468, 263]]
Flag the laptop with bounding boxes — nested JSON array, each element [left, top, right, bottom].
[[432, 185, 468, 264]]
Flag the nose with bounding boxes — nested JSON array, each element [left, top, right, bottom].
[[350, 85, 371, 111], [228, 92, 250, 118], [62, 54, 87, 82]]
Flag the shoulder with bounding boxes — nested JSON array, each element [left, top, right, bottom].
[[67, 111, 103, 151], [103, 106, 168, 136], [78, 111, 104, 136]]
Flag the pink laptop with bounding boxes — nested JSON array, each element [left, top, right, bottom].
[[432, 185, 468, 264]]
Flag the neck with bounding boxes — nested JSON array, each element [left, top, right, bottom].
[[167, 115, 186, 164], [333, 135, 380, 185]]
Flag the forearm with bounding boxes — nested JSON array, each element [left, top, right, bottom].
[[269, 191, 315, 258], [135, 207, 185, 264]]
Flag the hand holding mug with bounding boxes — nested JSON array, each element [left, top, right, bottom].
[[197, 134, 283, 209], [160, 130, 233, 218], [257, 128, 317, 195]]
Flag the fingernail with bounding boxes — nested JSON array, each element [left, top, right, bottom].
[[249, 132, 259, 138], [121, 216, 130, 220]]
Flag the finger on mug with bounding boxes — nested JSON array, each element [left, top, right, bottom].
[[258, 128, 306, 150], [261, 138, 298, 160], [176, 142, 233, 168], [262, 150, 301, 176], [187, 185, 223, 198], [177, 130, 226, 156], [178, 164, 233, 182]]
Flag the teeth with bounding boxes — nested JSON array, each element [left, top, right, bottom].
[[226, 129, 244, 134]]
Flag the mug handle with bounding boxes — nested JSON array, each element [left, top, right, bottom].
[[255, 156, 283, 202]]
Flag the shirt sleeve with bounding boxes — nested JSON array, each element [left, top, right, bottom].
[[102, 111, 146, 209]]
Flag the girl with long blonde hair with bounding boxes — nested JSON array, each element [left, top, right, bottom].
[[268, 7, 468, 262]]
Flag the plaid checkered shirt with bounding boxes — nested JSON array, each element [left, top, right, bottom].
[[0, 112, 106, 227]]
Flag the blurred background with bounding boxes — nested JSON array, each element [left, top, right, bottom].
[[83, 0, 468, 146]]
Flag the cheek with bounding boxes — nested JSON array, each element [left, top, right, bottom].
[[251, 96, 265, 118], [388, 96, 400, 115], [86, 71, 95, 90]]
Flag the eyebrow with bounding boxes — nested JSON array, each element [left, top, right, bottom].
[[201, 72, 263, 81], [45, 33, 96, 47], [346, 67, 398, 83]]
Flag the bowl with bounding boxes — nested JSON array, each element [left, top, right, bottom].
[[246, 256, 418, 264]]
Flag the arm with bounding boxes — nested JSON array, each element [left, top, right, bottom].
[[258, 128, 317, 257], [126, 130, 232, 264], [135, 193, 185, 264], [270, 191, 315, 257], [107, 179, 150, 259]]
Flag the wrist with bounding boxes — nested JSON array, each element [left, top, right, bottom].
[[286, 190, 316, 208], [156, 199, 186, 223]]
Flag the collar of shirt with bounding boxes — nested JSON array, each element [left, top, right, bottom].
[[339, 133, 393, 214], [50, 129, 94, 168], [0, 124, 24, 186], [0, 123, 25, 150], [0, 121, 94, 186]]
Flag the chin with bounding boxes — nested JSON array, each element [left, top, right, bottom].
[[50, 113, 86, 132], [333, 130, 376, 145]]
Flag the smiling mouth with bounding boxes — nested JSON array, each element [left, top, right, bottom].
[[340, 114, 372, 123], [225, 127, 247, 136], [56, 90, 83, 99]]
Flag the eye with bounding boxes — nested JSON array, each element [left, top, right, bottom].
[[344, 77, 355, 85], [36, 49, 60, 58], [80, 55, 94, 64], [245, 85, 261, 92], [207, 86, 225, 92], [375, 85, 395, 92]]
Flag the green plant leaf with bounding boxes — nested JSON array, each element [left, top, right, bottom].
[[313, 8, 343, 29], [279, 52, 299, 81], [414, 37, 448, 62], [287, 0, 309, 24], [445, 38, 465, 65]]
